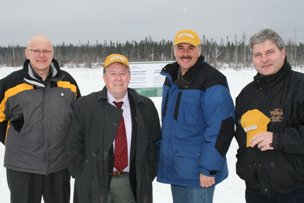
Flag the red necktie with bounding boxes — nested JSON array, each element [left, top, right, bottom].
[[113, 101, 128, 172]]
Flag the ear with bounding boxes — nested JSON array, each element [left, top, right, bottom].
[[128, 71, 131, 84], [172, 45, 177, 58], [198, 46, 202, 55], [25, 48, 30, 59], [281, 48, 286, 59], [103, 73, 106, 83]]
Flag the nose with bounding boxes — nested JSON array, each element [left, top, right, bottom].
[[261, 54, 268, 63], [37, 52, 44, 56], [181, 49, 191, 56], [114, 73, 123, 80], [36, 51, 48, 57]]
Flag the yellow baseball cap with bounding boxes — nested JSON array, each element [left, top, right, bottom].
[[103, 54, 129, 68], [240, 109, 271, 147], [173, 29, 201, 47]]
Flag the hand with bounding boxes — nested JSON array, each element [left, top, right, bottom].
[[200, 174, 215, 188], [250, 131, 274, 151]]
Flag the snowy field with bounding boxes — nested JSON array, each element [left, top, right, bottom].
[[0, 64, 302, 203]]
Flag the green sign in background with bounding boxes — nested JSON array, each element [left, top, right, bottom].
[[134, 87, 163, 97]]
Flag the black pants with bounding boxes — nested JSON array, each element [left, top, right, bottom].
[[7, 168, 70, 203], [246, 187, 304, 203]]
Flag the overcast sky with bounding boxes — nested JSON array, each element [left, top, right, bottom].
[[1, 0, 303, 46]]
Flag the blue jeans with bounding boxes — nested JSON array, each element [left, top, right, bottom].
[[171, 185, 215, 203]]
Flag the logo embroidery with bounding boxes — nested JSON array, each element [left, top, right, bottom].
[[243, 124, 258, 132], [177, 32, 194, 39], [110, 55, 127, 62], [270, 108, 283, 122]]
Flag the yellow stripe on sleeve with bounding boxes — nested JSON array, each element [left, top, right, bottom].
[[0, 83, 33, 122], [57, 81, 77, 94]]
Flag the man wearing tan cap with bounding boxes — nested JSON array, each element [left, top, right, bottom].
[[235, 29, 304, 203], [67, 54, 161, 203], [157, 29, 235, 203]]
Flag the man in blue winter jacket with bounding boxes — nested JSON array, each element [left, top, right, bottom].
[[157, 29, 235, 203]]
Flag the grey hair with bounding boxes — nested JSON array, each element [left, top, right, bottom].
[[249, 28, 285, 51]]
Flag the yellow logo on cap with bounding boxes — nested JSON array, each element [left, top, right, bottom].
[[103, 54, 129, 68], [173, 29, 201, 47], [240, 109, 270, 147]]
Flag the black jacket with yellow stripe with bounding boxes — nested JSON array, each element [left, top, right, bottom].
[[235, 59, 304, 195], [0, 59, 80, 175]]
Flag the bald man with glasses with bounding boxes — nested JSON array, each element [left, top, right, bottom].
[[0, 35, 81, 203]]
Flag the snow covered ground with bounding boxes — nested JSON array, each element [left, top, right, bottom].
[[0, 64, 300, 202]]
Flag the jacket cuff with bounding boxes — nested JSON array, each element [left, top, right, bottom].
[[200, 168, 217, 176], [272, 132, 280, 150]]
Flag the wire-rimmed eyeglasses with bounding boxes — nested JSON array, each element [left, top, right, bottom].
[[28, 49, 53, 55]]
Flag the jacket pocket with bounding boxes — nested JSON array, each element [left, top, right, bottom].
[[75, 159, 92, 202], [236, 149, 258, 183], [182, 97, 202, 125], [11, 115, 24, 133], [172, 144, 200, 180]]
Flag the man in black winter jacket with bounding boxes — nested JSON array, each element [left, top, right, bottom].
[[67, 54, 161, 203], [235, 28, 304, 203]]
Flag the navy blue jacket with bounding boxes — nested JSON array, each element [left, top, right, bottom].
[[157, 56, 235, 187]]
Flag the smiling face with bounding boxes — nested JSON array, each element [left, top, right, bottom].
[[173, 43, 201, 75], [252, 39, 286, 76], [25, 35, 53, 77], [103, 62, 130, 100]]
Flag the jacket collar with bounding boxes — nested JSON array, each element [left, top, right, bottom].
[[23, 59, 63, 87], [98, 87, 146, 106], [254, 58, 291, 90]]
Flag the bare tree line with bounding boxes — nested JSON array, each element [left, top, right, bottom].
[[1, 36, 303, 68]]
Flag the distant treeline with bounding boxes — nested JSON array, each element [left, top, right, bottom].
[[1, 36, 304, 68]]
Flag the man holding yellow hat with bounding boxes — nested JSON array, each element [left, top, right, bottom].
[[157, 29, 235, 203], [235, 29, 304, 202], [67, 54, 161, 203]]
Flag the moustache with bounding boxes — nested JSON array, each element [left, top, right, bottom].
[[181, 56, 192, 60]]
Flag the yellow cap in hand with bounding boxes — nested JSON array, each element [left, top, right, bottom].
[[240, 109, 270, 147]]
